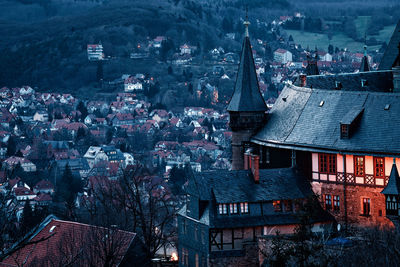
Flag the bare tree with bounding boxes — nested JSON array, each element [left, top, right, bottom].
[[89, 165, 177, 259]]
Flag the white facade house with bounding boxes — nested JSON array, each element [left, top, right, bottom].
[[123, 153, 135, 167], [33, 111, 48, 122], [87, 44, 104, 61], [4, 156, 36, 172], [124, 76, 143, 92], [273, 49, 293, 63], [318, 52, 333, 62], [84, 146, 108, 169]]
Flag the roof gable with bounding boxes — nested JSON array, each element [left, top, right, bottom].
[[380, 21, 400, 70]]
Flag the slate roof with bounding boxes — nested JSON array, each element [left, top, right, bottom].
[[186, 168, 312, 203], [305, 70, 393, 92], [227, 36, 267, 112], [252, 85, 400, 155], [382, 164, 400, 195], [1, 215, 138, 267], [380, 20, 400, 70]]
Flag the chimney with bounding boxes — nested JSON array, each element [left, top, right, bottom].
[[250, 154, 260, 184], [393, 66, 400, 92], [300, 74, 307, 87], [244, 151, 250, 170]]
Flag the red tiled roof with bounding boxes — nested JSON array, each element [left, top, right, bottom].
[[33, 193, 52, 202], [13, 187, 35, 196], [34, 180, 54, 190], [1, 217, 136, 266]]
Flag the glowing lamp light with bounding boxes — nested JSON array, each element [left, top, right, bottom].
[[171, 252, 178, 261]]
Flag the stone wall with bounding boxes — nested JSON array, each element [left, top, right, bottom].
[[209, 241, 259, 267], [313, 182, 394, 228]]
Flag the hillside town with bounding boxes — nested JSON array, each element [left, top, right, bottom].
[[1, 1, 400, 266]]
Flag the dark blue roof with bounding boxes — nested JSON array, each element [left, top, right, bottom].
[[227, 36, 267, 112], [382, 164, 400, 195], [305, 70, 393, 92], [253, 85, 400, 155], [186, 168, 312, 203], [380, 20, 400, 70]]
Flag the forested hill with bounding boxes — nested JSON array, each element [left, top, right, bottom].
[[0, 0, 399, 95]]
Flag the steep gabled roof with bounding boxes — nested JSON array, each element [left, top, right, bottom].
[[227, 36, 267, 112], [1, 215, 141, 267], [382, 163, 400, 195], [252, 85, 400, 155], [379, 21, 400, 70], [186, 168, 312, 203], [360, 55, 370, 72]]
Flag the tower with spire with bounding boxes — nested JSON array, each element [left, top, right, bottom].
[[227, 14, 267, 170], [360, 45, 371, 72], [305, 47, 320, 76]]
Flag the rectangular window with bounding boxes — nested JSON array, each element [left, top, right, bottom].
[[324, 195, 332, 210], [194, 225, 198, 241], [341, 124, 349, 138], [362, 198, 371, 215], [273, 200, 282, 212], [374, 157, 385, 178], [355, 156, 365, 176], [319, 153, 336, 174], [218, 204, 227, 215], [240, 202, 249, 214], [333, 195, 340, 211], [182, 219, 187, 234], [284, 200, 292, 212], [230, 203, 238, 214]]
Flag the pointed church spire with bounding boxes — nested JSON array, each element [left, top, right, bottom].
[[360, 45, 370, 72], [227, 14, 267, 112], [244, 6, 250, 37], [382, 160, 400, 195]]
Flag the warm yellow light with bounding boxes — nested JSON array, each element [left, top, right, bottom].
[[171, 252, 178, 261]]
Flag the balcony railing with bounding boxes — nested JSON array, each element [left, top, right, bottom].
[[312, 171, 388, 187]]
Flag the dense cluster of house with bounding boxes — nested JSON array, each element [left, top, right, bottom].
[[0, 82, 233, 227]]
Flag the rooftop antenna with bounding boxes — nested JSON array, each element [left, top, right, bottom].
[[244, 5, 250, 37]]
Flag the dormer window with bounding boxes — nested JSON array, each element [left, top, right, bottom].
[[361, 79, 368, 87], [240, 202, 249, 214], [229, 203, 238, 214], [335, 81, 342, 90], [273, 200, 282, 212], [218, 204, 227, 215], [340, 124, 349, 138]]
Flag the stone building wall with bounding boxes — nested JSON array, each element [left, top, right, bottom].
[[313, 182, 394, 228]]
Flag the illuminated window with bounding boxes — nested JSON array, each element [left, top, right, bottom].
[[230, 203, 238, 214], [218, 204, 227, 215], [333, 195, 340, 211], [374, 157, 385, 178], [240, 202, 249, 214], [273, 200, 282, 212], [284, 200, 292, 212], [319, 153, 336, 174], [362, 198, 370, 215], [355, 156, 365, 176], [324, 195, 332, 210]]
